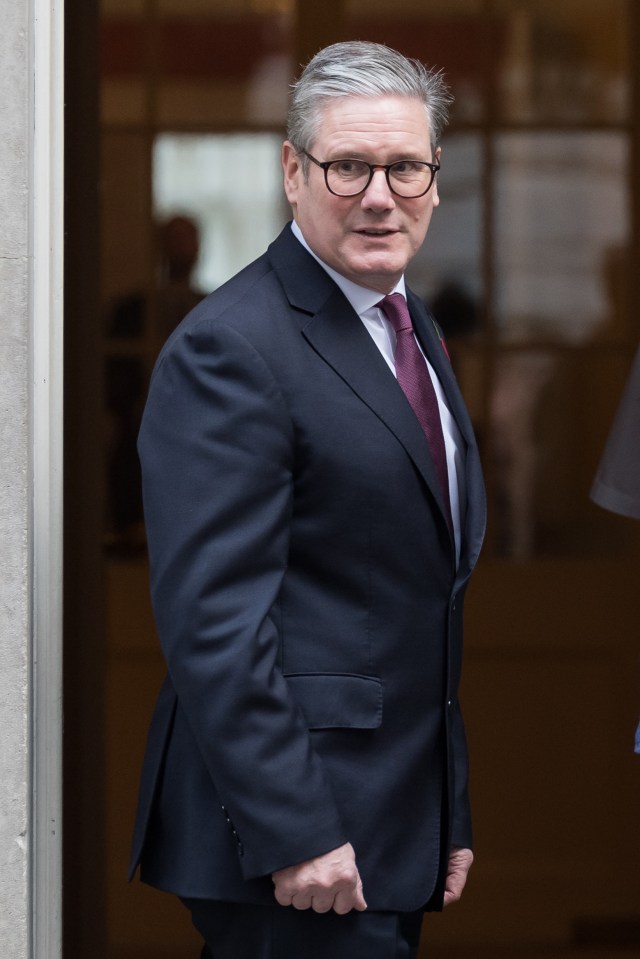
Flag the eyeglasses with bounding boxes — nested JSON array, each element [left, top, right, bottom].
[[301, 150, 440, 199]]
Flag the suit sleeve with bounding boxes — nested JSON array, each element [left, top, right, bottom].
[[138, 319, 347, 880]]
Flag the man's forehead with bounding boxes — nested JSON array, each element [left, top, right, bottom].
[[312, 94, 433, 145], [315, 93, 428, 119]]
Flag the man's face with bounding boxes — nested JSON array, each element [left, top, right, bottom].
[[282, 95, 440, 294]]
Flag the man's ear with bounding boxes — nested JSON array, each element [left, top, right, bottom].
[[431, 146, 441, 208], [282, 141, 302, 209]]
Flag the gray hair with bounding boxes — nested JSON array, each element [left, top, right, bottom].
[[287, 41, 452, 162]]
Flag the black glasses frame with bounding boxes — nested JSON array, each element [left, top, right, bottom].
[[301, 150, 440, 198]]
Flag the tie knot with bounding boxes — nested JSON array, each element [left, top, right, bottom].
[[379, 293, 413, 334]]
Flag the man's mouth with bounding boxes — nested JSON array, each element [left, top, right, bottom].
[[356, 228, 397, 237]]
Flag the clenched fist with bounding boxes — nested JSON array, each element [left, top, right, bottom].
[[272, 842, 367, 914]]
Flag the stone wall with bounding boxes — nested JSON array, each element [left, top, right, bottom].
[[0, 0, 31, 955], [0, 1, 64, 956]]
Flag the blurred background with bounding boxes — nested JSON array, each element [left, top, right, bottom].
[[64, 1, 640, 956]]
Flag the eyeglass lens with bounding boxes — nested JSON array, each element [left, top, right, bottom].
[[326, 159, 435, 197]]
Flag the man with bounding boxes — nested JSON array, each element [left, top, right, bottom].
[[130, 41, 486, 959]]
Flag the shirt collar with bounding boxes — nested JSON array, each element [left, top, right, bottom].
[[290, 220, 406, 316]]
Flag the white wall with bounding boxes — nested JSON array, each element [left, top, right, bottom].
[[0, 0, 63, 956], [0, 0, 33, 954]]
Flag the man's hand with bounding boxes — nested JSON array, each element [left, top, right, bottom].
[[443, 846, 473, 906], [272, 842, 367, 914]]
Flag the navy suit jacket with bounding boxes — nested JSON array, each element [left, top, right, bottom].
[[129, 224, 486, 912]]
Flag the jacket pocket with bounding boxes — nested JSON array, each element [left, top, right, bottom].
[[284, 672, 382, 730]]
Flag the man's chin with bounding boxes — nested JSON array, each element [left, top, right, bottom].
[[345, 256, 406, 292]]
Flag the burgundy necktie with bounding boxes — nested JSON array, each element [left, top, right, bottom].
[[379, 293, 452, 527]]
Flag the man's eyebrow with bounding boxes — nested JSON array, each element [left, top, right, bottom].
[[324, 150, 431, 162]]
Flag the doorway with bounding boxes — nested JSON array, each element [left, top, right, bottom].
[[64, 2, 640, 956]]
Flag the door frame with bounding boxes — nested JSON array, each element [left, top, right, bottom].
[[32, 0, 65, 954]]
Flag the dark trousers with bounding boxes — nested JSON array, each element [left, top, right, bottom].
[[183, 898, 425, 959]]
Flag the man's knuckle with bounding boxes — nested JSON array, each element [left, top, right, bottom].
[[333, 902, 352, 915]]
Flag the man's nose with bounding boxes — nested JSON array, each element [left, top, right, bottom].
[[361, 168, 395, 210]]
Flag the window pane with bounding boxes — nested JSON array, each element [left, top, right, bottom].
[[406, 133, 484, 323], [486, 348, 639, 559], [344, 0, 488, 122], [156, 7, 294, 127], [494, 132, 629, 343], [101, 5, 147, 125], [101, 131, 152, 305], [406, 134, 486, 464], [492, 0, 629, 123], [153, 132, 288, 292]]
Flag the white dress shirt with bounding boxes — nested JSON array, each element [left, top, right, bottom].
[[291, 221, 465, 563]]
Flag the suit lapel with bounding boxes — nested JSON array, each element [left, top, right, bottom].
[[407, 291, 473, 446], [302, 287, 451, 524], [268, 226, 485, 564], [406, 293, 487, 578]]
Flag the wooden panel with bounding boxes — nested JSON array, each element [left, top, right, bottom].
[[425, 559, 640, 947], [104, 560, 201, 954]]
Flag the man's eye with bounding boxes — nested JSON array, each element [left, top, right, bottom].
[[333, 160, 367, 178], [392, 161, 423, 178]]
